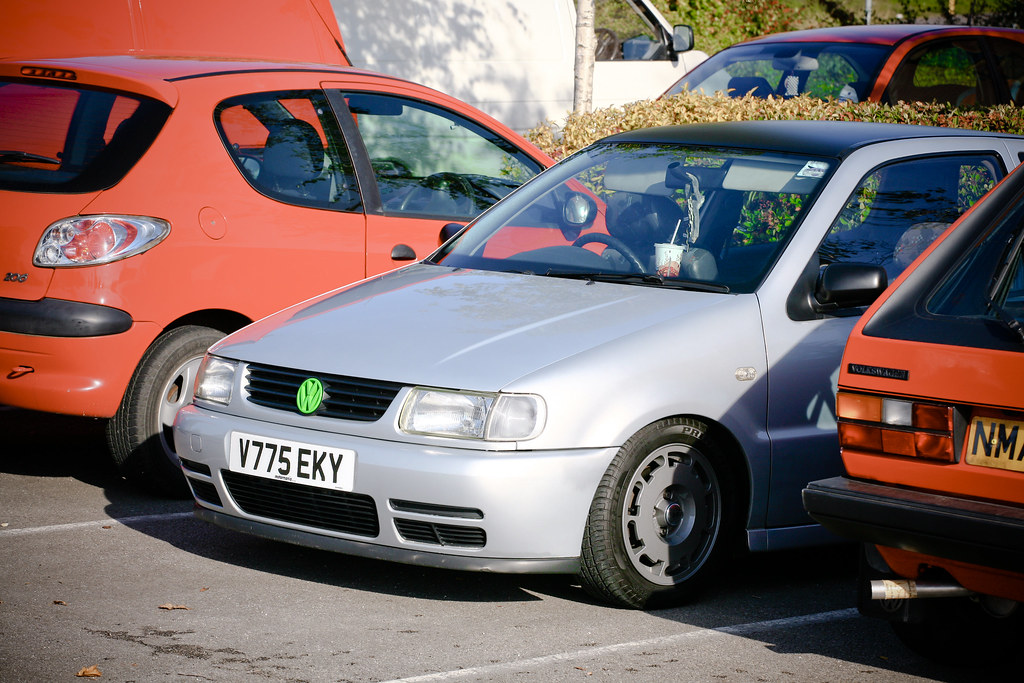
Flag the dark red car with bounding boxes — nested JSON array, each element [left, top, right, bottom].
[[665, 25, 1024, 106]]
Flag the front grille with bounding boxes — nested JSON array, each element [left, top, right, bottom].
[[180, 457, 212, 476], [245, 362, 404, 421], [394, 518, 486, 547], [222, 470, 379, 537], [390, 499, 484, 519], [188, 478, 222, 507]]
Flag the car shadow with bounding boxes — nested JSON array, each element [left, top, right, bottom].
[[4, 407, 1016, 679], [0, 405, 193, 516]]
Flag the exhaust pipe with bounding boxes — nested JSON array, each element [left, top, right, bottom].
[[870, 579, 973, 600]]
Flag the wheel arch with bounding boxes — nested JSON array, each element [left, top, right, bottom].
[[672, 412, 754, 533], [160, 308, 252, 338]]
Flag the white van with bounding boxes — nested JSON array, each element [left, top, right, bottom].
[[330, 0, 707, 131]]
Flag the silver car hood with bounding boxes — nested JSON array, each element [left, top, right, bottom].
[[215, 264, 732, 390]]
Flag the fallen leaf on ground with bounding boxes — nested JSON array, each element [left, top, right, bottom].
[[76, 664, 102, 677], [53, 600, 67, 606], [158, 603, 190, 610]]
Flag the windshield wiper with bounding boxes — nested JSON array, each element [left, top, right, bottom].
[[0, 150, 61, 165], [543, 271, 730, 293]]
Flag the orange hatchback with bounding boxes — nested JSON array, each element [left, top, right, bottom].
[[0, 56, 550, 495], [803, 165, 1024, 664]]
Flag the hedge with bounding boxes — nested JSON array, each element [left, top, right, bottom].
[[526, 93, 1024, 161]]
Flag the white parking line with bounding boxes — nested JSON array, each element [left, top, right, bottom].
[[379, 608, 861, 682], [0, 511, 193, 536]]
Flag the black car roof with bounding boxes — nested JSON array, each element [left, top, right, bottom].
[[604, 120, 1019, 159]]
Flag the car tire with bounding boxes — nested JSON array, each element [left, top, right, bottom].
[[579, 417, 736, 609], [106, 325, 224, 497]]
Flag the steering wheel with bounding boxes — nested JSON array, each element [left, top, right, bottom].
[[572, 233, 646, 272], [399, 172, 476, 214], [372, 156, 412, 178]]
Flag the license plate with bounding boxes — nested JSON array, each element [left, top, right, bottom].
[[228, 431, 355, 490], [965, 417, 1024, 473]]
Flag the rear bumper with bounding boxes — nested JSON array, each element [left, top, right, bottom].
[[0, 296, 132, 337], [0, 303, 157, 416], [802, 476, 1024, 574]]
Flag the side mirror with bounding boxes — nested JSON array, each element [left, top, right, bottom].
[[672, 25, 694, 53], [390, 244, 416, 261], [439, 222, 465, 244], [815, 263, 888, 311]]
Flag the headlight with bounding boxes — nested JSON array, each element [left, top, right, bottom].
[[193, 355, 238, 405], [399, 388, 546, 441], [34, 215, 170, 266]]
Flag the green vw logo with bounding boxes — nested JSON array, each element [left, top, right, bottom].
[[296, 377, 324, 415]]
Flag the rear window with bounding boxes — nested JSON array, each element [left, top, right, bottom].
[[0, 80, 171, 193]]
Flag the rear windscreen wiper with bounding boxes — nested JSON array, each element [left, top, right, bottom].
[[0, 150, 60, 165]]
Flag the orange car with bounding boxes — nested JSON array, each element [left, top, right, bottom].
[[0, 56, 550, 495], [803, 164, 1024, 663]]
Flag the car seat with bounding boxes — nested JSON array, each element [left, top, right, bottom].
[[605, 192, 685, 263], [604, 191, 717, 278], [727, 76, 774, 98], [260, 119, 330, 201]]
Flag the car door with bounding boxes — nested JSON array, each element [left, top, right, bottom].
[[761, 148, 1011, 530], [213, 87, 369, 311], [324, 88, 546, 276]]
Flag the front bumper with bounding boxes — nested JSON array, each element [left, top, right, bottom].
[[802, 475, 1024, 574], [173, 405, 618, 573]]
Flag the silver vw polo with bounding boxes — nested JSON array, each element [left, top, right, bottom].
[[173, 121, 1024, 608]]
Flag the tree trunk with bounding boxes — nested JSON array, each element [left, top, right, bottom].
[[574, 0, 596, 114]]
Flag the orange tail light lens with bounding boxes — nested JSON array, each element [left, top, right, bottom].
[[837, 391, 955, 462]]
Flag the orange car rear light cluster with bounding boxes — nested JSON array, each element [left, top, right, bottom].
[[837, 391, 956, 462], [34, 215, 171, 267]]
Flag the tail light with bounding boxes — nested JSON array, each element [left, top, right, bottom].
[[34, 215, 170, 266], [837, 391, 957, 462]]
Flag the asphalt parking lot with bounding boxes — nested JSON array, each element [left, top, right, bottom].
[[0, 406, 1012, 682]]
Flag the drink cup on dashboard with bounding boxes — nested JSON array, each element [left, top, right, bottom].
[[654, 243, 684, 277]]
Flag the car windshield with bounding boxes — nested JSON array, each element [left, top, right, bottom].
[[435, 142, 834, 294], [0, 80, 171, 193], [665, 41, 892, 103]]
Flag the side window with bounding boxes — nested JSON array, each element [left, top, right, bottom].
[[340, 92, 542, 220], [819, 155, 1001, 281], [991, 38, 1024, 106], [885, 39, 997, 106], [594, 0, 669, 61], [215, 90, 361, 212]]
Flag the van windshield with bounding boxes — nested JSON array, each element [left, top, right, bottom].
[[0, 80, 171, 193]]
